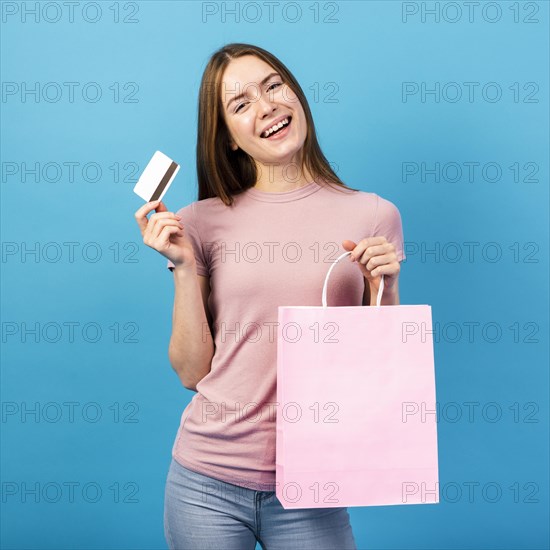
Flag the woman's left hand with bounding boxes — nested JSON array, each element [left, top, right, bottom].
[[342, 237, 400, 291]]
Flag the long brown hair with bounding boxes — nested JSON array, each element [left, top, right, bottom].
[[195, 42, 359, 206]]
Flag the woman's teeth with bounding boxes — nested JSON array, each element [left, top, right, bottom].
[[261, 117, 291, 138]]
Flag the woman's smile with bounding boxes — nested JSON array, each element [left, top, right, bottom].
[[261, 117, 292, 141], [260, 115, 292, 139]]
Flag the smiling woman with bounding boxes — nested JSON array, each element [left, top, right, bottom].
[[194, 43, 361, 202], [157, 42, 406, 550]]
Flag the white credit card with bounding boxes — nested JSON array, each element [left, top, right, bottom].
[[133, 151, 180, 202]]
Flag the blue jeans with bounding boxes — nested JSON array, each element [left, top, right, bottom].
[[164, 458, 358, 550]]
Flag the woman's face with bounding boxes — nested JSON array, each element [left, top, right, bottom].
[[220, 55, 308, 175]]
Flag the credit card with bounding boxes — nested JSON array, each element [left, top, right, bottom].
[[133, 150, 180, 202]]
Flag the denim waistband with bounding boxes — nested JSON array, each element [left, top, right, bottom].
[[171, 458, 278, 494]]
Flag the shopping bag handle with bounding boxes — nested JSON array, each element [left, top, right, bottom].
[[322, 250, 385, 308]]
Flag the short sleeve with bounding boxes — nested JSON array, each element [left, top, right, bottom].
[[372, 194, 407, 262], [166, 202, 209, 276]]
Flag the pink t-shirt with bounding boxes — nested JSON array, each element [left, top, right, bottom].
[[166, 180, 406, 490]]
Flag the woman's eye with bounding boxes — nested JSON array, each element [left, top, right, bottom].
[[234, 83, 283, 112]]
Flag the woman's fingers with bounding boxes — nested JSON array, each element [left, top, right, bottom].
[[144, 218, 184, 247], [358, 244, 391, 267], [144, 213, 181, 239], [154, 201, 168, 213], [135, 204, 182, 241], [134, 200, 192, 268], [152, 225, 184, 250], [365, 252, 393, 272], [134, 200, 162, 234], [349, 237, 387, 261]]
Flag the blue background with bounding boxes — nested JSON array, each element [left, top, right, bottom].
[[1, 1, 548, 548]]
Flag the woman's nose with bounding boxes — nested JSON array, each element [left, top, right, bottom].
[[257, 92, 277, 114]]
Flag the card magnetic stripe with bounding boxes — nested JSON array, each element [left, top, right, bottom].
[[150, 161, 179, 201]]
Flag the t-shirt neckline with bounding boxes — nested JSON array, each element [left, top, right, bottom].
[[244, 180, 323, 203]]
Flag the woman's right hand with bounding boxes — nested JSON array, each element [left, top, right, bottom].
[[134, 199, 196, 270]]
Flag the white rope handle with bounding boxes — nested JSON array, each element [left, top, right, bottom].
[[321, 250, 385, 308]]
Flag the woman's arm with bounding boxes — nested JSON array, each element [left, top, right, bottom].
[[168, 265, 215, 390]]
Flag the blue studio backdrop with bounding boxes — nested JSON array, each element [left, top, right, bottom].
[[1, 1, 548, 549]]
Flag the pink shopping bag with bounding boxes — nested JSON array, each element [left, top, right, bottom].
[[276, 250, 439, 509]]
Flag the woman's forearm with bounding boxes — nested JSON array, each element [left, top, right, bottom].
[[168, 264, 214, 390]]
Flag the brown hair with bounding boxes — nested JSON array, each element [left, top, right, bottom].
[[195, 42, 359, 206]]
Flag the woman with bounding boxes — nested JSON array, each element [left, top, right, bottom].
[[135, 43, 406, 550]]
